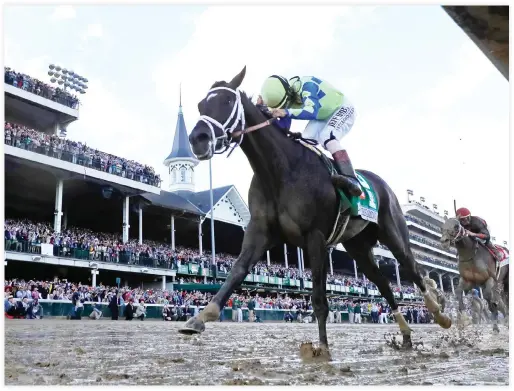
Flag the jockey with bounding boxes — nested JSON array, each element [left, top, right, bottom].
[[260, 75, 363, 197], [456, 207, 501, 260]]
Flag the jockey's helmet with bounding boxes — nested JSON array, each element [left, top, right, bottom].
[[260, 75, 293, 109], [456, 207, 471, 225]]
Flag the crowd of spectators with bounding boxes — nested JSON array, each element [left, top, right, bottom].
[[6, 278, 435, 325], [5, 122, 161, 187], [5, 218, 427, 297], [5, 67, 79, 109]]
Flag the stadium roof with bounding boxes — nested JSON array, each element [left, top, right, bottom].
[[141, 184, 250, 225], [443, 6, 509, 80], [163, 88, 198, 163]]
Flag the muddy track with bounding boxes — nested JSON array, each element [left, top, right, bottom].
[[4, 320, 509, 385]]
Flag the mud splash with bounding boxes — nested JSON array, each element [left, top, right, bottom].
[[4, 320, 509, 385]]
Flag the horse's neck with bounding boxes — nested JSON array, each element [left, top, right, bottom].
[[239, 103, 293, 184], [455, 237, 475, 259]]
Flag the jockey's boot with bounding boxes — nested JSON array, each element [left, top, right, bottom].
[[331, 150, 363, 197]]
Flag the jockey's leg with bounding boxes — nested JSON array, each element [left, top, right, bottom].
[[485, 240, 501, 261], [317, 103, 362, 197]]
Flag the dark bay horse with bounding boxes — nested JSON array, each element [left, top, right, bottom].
[[440, 218, 509, 331], [180, 67, 451, 356]]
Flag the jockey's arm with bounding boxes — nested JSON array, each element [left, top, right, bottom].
[[469, 218, 490, 241], [285, 82, 321, 120]]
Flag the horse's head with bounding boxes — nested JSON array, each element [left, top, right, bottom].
[[440, 217, 463, 249], [189, 66, 247, 160]]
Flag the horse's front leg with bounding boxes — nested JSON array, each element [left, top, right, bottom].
[[179, 220, 272, 334], [300, 229, 331, 361], [456, 278, 472, 325]]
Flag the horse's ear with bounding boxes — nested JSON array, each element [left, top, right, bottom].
[[229, 66, 246, 89]]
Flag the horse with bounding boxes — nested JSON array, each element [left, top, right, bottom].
[[179, 66, 451, 356], [440, 217, 509, 331], [471, 294, 490, 325]]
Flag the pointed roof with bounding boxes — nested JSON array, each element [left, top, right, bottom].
[[164, 85, 199, 164]]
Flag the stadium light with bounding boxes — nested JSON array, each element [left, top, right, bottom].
[[420, 196, 426, 203], [503, 241, 508, 246], [48, 63, 89, 95], [444, 210, 448, 215]]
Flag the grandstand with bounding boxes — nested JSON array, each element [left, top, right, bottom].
[[4, 67, 462, 303]]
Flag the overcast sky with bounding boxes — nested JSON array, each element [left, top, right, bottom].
[[4, 4, 510, 243]]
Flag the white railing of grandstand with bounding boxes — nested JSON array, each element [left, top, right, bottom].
[[406, 220, 441, 238]]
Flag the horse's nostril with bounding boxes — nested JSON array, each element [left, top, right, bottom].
[[197, 133, 210, 143]]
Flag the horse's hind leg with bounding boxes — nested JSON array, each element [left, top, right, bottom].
[[377, 210, 451, 329], [344, 239, 413, 347], [179, 220, 272, 334], [302, 229, 331, 361]]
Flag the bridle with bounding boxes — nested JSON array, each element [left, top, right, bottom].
[[197, 86, 276, 157], [448, 220, 477, 263], [452, 223, 469, 243]]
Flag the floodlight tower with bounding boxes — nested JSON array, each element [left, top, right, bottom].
[[47, 64, 89, 137]]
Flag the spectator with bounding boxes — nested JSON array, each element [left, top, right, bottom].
[[135, 299, 146, 321], [125, 299, 135, 320], [354, 302, 362, 324]]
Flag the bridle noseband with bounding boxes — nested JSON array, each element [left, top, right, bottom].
[[198, 86, 246, 156], [197, 86, 278, 158]]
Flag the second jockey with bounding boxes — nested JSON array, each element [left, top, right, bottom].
[[456, 207, 501, 261], [260, 75, 363, 197]]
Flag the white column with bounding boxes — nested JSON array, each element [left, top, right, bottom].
[[438, 273, 444, 292], [122, 196, 130, 243], [300, 249, 305, 274], [54, 179, 64, 233], [297, 247, 302, 276], [171, 215, 175, 251], [353, 260, 358, 279], [284, 244, 288, 268], [91, 270, 99, 288], [479, 287, 483, 299], [138, 207, 143, 245], [395, 260, 401, 288], [266, 250, 271, 266], [198, 220, 203, 255], [162, 275, 166, 291], [329, 248, 334, 276], [450, 277, 455, 294]]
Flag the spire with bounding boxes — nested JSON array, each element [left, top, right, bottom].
[[179, 82, 182, 114], [163, 83, 198, 163]]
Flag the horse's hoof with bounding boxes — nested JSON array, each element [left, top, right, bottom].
[[299, 342, 331, 362], [436, 313, 452, 329], [402, 334, 413, 349], [178, 316, 205, 335]]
